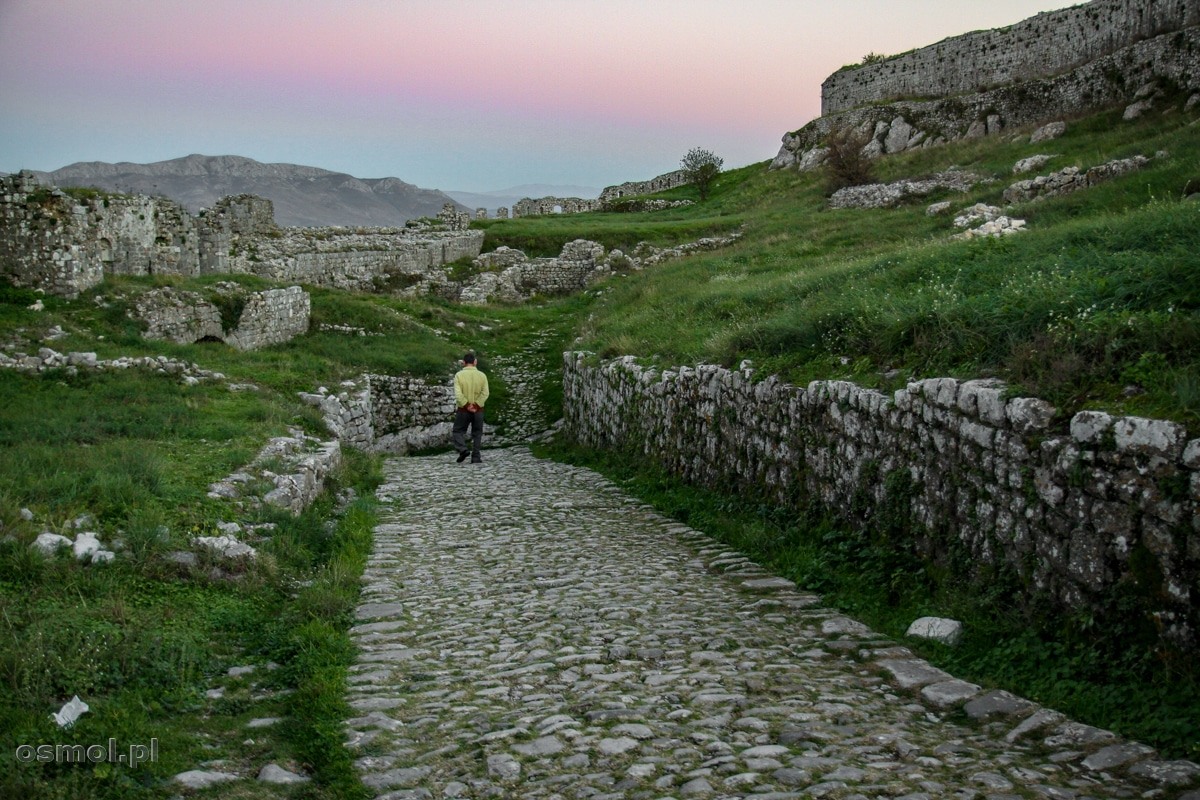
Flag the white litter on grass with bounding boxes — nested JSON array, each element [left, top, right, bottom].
[[51, 695, 89, 728]]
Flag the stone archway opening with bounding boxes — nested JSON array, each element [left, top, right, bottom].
[[552, 205, 563, 214]]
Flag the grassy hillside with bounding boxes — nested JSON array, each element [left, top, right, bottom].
[[1, 100, 1197, 796], [560, 107, 1200, 431]]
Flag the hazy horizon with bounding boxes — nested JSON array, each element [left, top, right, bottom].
[[1, 1, 1079, 192]]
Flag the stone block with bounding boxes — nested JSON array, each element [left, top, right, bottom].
[[1007, 397, 1055, 435], [906, 616, 963, 645], [1070, 410, 1114, 444], [1112, 416, 1187, 459]]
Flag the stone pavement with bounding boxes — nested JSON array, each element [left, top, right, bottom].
[[347, 448, 1199, 800]]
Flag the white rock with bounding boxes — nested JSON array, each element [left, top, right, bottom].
[[906, 616, 963, 645], [257, 763, 310, 784], [32, 532, 72, 555], [1030, 121, 1066, 144], [90, 550, 116, 564], [174, 770, 239, 788], [50, 695, 89, 727], [193, 534, 256, 559], [72, 531, 103, 561], [1013, 154, 1056, 173]]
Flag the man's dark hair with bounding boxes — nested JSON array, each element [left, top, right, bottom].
[[463, 352, 477, 364]]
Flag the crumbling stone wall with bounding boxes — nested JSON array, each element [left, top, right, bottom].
[[299, 373, 456, 454], [512, 196, 604, 218], [563, 353, 1200, 649], [197, 194, 279, 274], [223, 286, 310, 350], [822, 0, 1200, 115], [1, 174, 484, 297], [133, 284, 310, 351], [598, 170, 690, 202], [134, 288, 224, 344], [0, 171, 202, 296]]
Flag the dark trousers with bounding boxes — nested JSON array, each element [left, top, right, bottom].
[[453, 408, 484, 458]]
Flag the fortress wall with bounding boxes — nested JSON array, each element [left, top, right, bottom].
[[822, 0, 1200, 115], [0, 171, 201, 296], [563, 353, 1200, 649], [598, 170, 690, 202], [1, 173, 485, 297], [773, 26, 1200, 170]]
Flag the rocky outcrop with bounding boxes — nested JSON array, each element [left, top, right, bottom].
[[1003, 155, 1151, 204], [563, 353, 1200, 650], [828, 171, 988, 209]]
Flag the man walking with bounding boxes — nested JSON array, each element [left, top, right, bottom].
[[453, 352, 489, 463]]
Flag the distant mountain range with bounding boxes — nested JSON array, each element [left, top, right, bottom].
[[445, 184, 601, 216], [32, 154, 468, 228]]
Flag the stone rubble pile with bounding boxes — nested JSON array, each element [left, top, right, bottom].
[[458, 231, 742, 305], [829, 172, 988, 210], [32, 529, 115, 564], [1003, 155, 1151, 204], [341, 447, 1198, 799], [207, 427, 342, 515], [952, 216, 1027, 240], [0, 346, 227, 384]]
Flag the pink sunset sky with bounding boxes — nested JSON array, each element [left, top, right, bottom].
[[0, 0, 1078, 192]]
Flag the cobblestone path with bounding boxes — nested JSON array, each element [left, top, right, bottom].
[[347, 448, 1198, 800]]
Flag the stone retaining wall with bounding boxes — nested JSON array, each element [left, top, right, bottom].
[[299, 373, 457, 454], [822, 0, 1200, 115], [223, 286, 310, 350], [562, 353, 1200, 648]]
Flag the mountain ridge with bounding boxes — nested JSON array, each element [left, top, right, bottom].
[[34, 154, 467, 228]]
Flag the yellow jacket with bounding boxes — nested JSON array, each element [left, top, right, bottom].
[[454, 365, 489, 408]]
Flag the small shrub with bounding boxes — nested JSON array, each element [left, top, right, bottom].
[[823, 127, 878, 193]]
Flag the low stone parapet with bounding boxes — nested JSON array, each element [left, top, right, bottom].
[[563, 352, 1200, 649]]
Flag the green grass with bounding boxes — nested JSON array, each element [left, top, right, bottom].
[[570, 109, 1200, 431]]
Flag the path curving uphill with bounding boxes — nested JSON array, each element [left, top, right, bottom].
[[346, 448, 1197, 799]]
